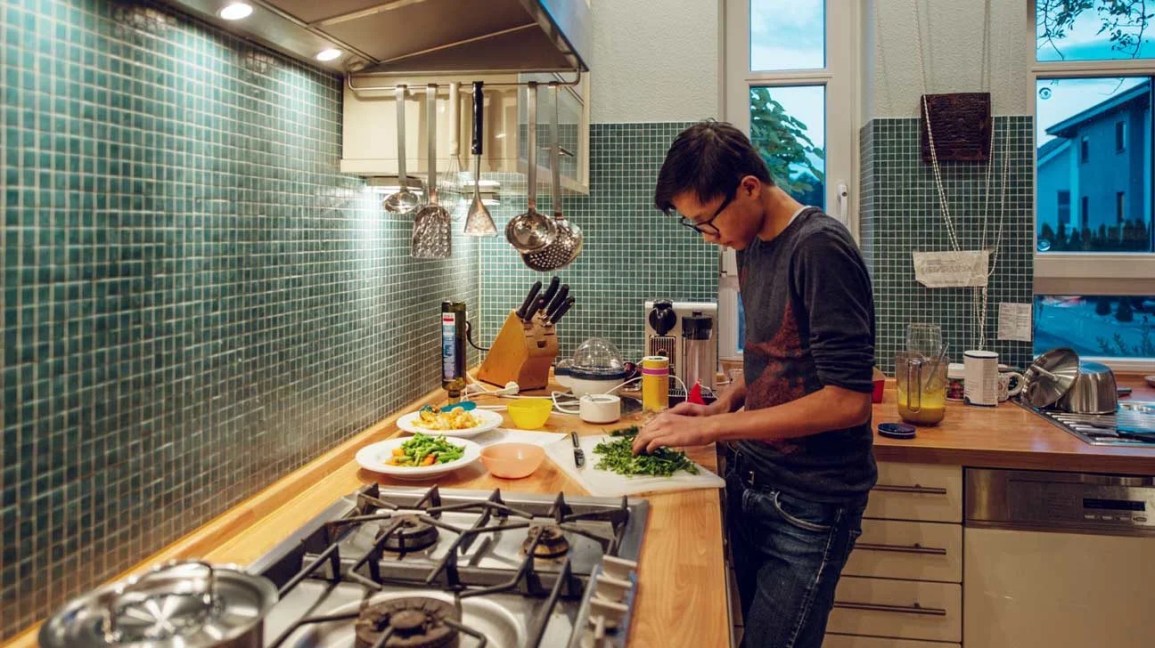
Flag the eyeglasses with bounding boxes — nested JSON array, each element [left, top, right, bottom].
[[678, 191, 734, 237]]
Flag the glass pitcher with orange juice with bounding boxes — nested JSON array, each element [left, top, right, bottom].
[[896, 351, 947, 425]]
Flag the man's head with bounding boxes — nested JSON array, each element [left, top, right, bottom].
[[654, 120, 775, 250]]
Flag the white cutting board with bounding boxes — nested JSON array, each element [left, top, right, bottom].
[[545, 434, 725, 498]]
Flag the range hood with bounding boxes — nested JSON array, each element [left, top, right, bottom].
[[158, 0, 590, 75]]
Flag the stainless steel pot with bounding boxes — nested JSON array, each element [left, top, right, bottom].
[[1022, 347, 1080, 408], [1057, 361, 1119, 414], [39, 560, 277, 648]]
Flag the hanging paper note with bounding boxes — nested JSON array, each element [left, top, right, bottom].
[[997, 303, 1032, 341], [912, 250, 990, 288]]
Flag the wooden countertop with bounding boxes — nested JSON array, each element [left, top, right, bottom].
[[5, 386, 731, 648], [871, 376, 1155, 474], [11, 375, 1155, 647]]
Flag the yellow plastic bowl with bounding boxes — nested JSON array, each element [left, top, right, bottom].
[[507, 398, 553, 429], [480, 443, 546, 479]]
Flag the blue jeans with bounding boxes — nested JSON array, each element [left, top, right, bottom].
[[725, 458, 867, 648]]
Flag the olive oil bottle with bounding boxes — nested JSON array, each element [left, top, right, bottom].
[[441, 301, 467, 399]]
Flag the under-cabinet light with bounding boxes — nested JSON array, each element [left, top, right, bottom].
[[218, 2, 253, 21]]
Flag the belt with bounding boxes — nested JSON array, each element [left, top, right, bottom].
[[721, 443, 772, 490]]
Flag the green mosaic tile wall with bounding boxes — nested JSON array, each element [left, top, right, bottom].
[[860, 117, 1034, 372], [478, 123, 720, 364], [1, 0, 478, 637]]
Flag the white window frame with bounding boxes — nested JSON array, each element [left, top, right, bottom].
[[1028, 0, 1155, 371], [717, 0, 860, 361]]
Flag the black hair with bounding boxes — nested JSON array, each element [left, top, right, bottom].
[[653, 120, 774, 215]]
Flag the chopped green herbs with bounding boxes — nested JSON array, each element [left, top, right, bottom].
[[593, 426, 699, 477]]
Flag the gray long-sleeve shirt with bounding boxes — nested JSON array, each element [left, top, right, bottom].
[[734, 207, 877, 503]]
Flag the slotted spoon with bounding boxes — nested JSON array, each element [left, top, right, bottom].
[[411, 84, 451, 259]]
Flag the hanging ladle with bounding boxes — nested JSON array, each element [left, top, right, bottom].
[[522, 82, 584, 271], [505, 82, 557, 252], [383, 85, 420, 215], [463, 81, 497, 236]]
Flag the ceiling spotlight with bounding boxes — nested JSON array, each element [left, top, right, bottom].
[[218, 2, 253, 20], [316, 48, 343, 62]]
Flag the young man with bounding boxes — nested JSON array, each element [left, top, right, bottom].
[[636, 121, 876, 648]]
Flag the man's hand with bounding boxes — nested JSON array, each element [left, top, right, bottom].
[[631, 410, 717, 455]]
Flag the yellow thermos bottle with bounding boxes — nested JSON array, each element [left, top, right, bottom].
[[641, 355, 670, 412]]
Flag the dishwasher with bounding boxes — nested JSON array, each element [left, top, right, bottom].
[[965, 468, 1155, 648]]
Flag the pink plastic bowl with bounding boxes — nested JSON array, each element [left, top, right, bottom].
[[480, 443, 546, 479]]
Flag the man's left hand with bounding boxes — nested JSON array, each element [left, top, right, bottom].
[[631, 412, 716, 455]]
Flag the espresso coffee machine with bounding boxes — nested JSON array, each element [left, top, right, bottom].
[[643, 300, 718, 390], [681, 311, 715, 391]]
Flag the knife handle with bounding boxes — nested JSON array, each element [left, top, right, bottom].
[[547, 296, 575, 325], [538, 277, 561, 313], [571, 431, 585, 467], [531, 295, 549, 319], [545, 285, 569, 319], [516, 280, 542, 320], [472, 81, 484, 156]]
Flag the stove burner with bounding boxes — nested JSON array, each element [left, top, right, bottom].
[[522, 524, 570, 559], [380, 515, 440, 553], [354, 597, 461, 648]]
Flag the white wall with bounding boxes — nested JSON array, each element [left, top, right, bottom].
[[865, 0, 1029, 118], [589, 0, 720, 123]]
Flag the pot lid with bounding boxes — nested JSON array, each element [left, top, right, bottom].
[[1023, 347, 1080, 408], [39, 561, 278, 648]]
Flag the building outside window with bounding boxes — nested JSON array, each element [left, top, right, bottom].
[[1032, 0, 1155, 368]]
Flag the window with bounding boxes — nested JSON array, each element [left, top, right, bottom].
[[719, 0, 856, 360], [1034, 295, 1155, 360], [1032, 0, 1155, 367]]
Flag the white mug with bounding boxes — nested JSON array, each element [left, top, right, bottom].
[[997, 369, 1025, 403], [964, 350, 999, 407]]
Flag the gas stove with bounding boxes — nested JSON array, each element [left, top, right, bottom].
[[248, 484, 648, 648], [1020, 401, 1155, 446]]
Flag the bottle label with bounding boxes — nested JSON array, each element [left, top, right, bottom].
[[442, 313, 459, 380]]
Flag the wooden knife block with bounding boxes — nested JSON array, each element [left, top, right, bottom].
[[477, 310, 558, 390]]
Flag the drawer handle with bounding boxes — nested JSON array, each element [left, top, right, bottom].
[[856, 542, 948, 556], [833, 601, 947, 617], [874, 483, 948, 495]]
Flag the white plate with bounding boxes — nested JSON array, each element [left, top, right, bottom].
[[355, 437, 481, 480], [396, 408, 504, 438]]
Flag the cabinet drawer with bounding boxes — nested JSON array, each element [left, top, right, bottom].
[[843, 519, 962, 583], [824, 634, 959, 648], [866, 463, 962, 523], [827, 577, 961, 643]]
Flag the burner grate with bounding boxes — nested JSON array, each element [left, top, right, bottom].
[[264, 485, 641, 648]]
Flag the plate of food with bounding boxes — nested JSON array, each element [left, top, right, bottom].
[[355, 433, 482, 480], [396, 406, 503, 438]]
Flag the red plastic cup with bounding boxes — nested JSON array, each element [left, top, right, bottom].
[[872, 378, 885, 404]]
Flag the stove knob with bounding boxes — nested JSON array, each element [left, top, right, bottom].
[[588, 598, 629, 633], [600, 555, 638, 581], [594, 574, 632, 603]]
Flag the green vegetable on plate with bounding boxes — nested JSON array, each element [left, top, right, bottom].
[[387, 433, 465, 467]]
